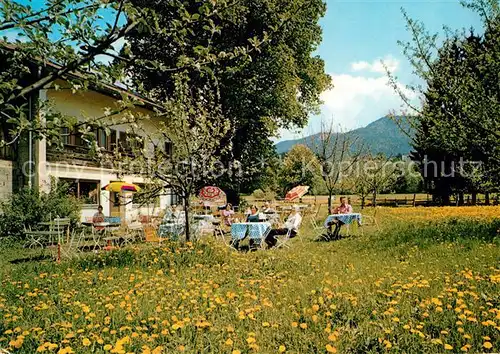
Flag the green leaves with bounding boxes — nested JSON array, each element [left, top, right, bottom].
[[395, 0, 500, 202]]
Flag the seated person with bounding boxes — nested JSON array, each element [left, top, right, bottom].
[[221, 203, 235, 226], [327, 196, 353, 240], [246, 205, 260, 222], [230, 205, 259, 250], [93, 205, 105, 231], [265, 205, 302, 248], [200, 200, 211, 213], [262, 201, 276, 214]]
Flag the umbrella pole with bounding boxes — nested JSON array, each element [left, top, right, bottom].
[[120, 191, 126, 227]]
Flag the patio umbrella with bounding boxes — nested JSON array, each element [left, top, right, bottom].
[[199, 186, 226, 203], [285, 185, 309, 201], [102, 182, 142, 193]]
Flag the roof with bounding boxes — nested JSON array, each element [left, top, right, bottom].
[[0, 41, 163, 112]]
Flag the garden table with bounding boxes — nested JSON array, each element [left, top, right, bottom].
[[231, 222, 271, 248], [323, 213, 362, 228], [158, 222, 185, 240]]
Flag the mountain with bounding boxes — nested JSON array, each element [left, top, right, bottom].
[[275, 117, 413, 156]]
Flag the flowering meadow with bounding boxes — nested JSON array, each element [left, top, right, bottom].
[[0, 207, 499, 353]]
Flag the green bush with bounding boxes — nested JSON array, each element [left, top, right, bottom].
[[0, 180, 81, 240], [251, 188, 276, 201]]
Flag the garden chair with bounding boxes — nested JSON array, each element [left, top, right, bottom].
[[127, 222, 145, 241], [52, 218, 71, 243], [60, 229, 85, 259], [310, 217, 325, 239], [275, 228, 292, 249], [144, 226, 167, 246], [212, 219, 225, 241], [275, 216, 302, 249], [360, 207, 380, 234]]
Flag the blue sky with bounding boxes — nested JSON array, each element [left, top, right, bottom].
[[279, 0, 484, 141]]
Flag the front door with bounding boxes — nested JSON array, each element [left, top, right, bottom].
[[110, 192, 121, 217]]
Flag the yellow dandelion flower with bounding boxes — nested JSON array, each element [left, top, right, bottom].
[[299, 323, 307, 329], [483, 342, 493, 349], [325, 344, 337, 353], [232, 350, 241, 354], [444, 344, 453, 350], [82, 338, 91, 347], [278, 345, 286, 352], [225, 338, 234, 346]]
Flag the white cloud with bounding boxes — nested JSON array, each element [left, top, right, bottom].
[[351, 55, 400, 74], [1, 29, 26, 43], [276, 59, 418, 142], [95, 37, 127, 65]]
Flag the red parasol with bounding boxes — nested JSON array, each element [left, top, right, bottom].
[[285, 185, 309, 201], [199, 186, 226, 203]]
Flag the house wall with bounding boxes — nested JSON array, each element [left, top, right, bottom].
[[0, 160, 13, 201], [36, 85, 174, 223], [46, 86, 158, 135]]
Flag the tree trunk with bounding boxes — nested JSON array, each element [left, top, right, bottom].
[[184, 196, 190, 242], [471, 192, 477, 205], [225, 188, 240, 208], [372, 190, 377, 207], [459, 192, 465, 206], [328, 191, 333, 212], [485, 192, 490, 205], [361, 195, 365, 209]]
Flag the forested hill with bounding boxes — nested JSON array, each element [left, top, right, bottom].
[[275, 116, 413, 156]]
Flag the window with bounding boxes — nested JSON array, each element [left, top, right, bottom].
[[97, 128, 107, 149], [69, 129, 87, 147], [110, 129, 117, 151], [61, 127, 70, 145], [164, 141, 173, 158], [118, 132, 143, 155], [59, 178, 100, 204], [0, 127, 14, 160], [118, 131, 129, 153]]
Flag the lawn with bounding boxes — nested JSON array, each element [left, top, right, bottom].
[[0, 207, 499, 353]]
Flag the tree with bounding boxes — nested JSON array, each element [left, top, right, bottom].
[[350, 155, 399, 208], [120, 77, 232, 242], [0, 0, 156, 146], [278, 144, 322, 196], [1, 0, 274, 242], [387, 0, 500, 204], [392, 159, 423, 194], [312, 120, 363, 211], [122, 0, 332, 202]]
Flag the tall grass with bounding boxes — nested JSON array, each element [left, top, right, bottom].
[[0, 215, 499, 353]]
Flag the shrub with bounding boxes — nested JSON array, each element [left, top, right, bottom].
[[251, 188, 276, 201], [251, 189, 266, 200], [0, 180, 81, 240]]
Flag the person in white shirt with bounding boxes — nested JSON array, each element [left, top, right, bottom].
[[265, 205, 302, 248], [262, 201, 275, 213]]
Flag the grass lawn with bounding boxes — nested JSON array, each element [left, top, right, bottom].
[[0, 207, 499, 353]]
